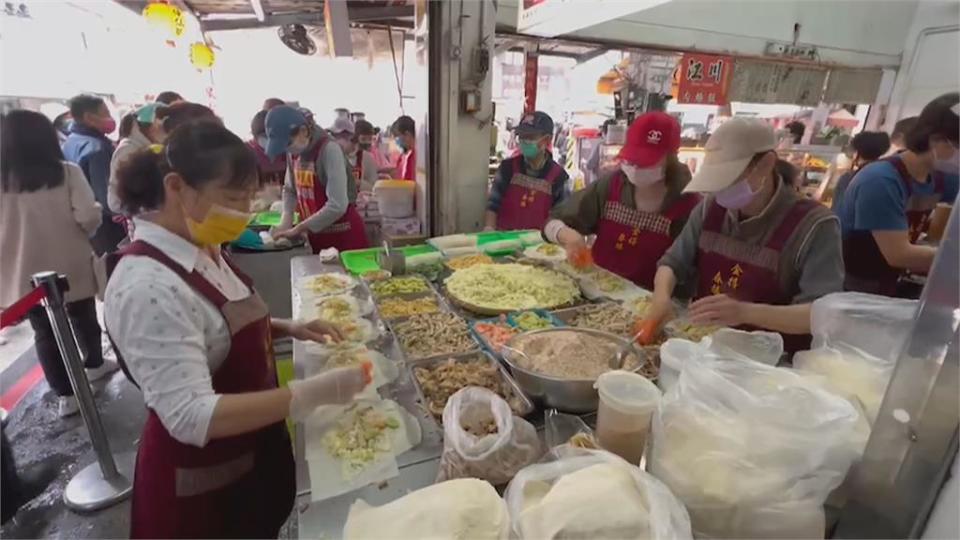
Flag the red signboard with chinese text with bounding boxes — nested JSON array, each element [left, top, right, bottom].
[[523, 51, 539, 114], [676, 53, 733, 105]]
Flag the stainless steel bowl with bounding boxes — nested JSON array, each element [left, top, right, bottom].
[[501, 327, 643, 413]]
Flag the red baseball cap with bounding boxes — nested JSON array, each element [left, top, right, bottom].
[[617, 112, 681, 167]]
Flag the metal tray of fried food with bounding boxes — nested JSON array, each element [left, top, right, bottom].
[[389, 311, 479, 362], [407, 350, 536, 424], [374, 291, 446, 322], [551, 301, 638, 339]]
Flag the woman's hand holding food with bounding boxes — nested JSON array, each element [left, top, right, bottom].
[[288, 363, 373, 420], [286, 319, 344, 343]]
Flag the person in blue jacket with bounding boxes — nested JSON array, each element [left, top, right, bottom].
[[62, 94, 126, 254], [839, 92, 959, 297]]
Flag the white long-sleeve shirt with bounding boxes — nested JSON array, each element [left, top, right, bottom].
[[108, 126, 151, 213], [104, 219, 251, 446]]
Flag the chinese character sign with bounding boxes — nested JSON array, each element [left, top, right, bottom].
[[677, 53, 733, 105]]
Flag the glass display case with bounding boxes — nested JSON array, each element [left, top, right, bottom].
[[776, 144, 843, 202]]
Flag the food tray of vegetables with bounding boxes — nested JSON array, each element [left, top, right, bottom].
[[368, 275, 432, 299], [444, 263, 581, 315], [445, 253, 494, 270], [390, 312, 479, 361], [376, 294, 442, 321], [507, 309, 565, 331], [469, 315, 519, 355], [407, 351, 534, 421]]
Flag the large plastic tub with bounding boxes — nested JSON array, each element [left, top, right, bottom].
[[373, 179, 415, 218]]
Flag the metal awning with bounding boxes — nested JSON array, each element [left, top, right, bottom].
[[114, 0, 414, 31]]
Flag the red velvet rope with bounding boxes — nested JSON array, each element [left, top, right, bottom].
[[0, 286, 47, 330]]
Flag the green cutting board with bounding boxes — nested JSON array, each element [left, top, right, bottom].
[[340, 244, 438, 275], [339, 230, 541, 274]]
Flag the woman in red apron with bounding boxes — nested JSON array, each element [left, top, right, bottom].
[[545, 112, 699, 290], [267, 106, 368, 253], [486, 111, 569, 231], [640, 118, 844, 352], [104, 121, 371, 538]]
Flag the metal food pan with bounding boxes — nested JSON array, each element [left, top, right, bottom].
[[551, 302, 635, 337], [367, 274, 435, 300], [389, 312, 479, 362], [374, 291, 445, 322], [407, 350, 536, 424]]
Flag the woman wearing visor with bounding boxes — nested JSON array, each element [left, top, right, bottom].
[[641, 118, 844, 352], [544, 112, 700, 290]]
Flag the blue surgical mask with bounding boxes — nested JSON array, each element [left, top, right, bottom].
[[395, 137, 407, 151]]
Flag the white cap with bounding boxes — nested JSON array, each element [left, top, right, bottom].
[[684, 117, 777, 193], [329, 117, 355, 135]]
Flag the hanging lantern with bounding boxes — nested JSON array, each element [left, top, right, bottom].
[[142, 2, 186, 38], [189, 42, 215, 70]]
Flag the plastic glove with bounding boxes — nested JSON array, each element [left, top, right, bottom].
[[567, 244, 594, 270], [632, 317, 662, 346], [288, 362, 373, 421]]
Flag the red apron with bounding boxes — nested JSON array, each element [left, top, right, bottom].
[[843, 156, 945, 296], [592, 172, 701, 289], [107, 241, 295, 539], [247, 140, 287, 186], [294, 138, 369, 254], [397, 149, 415, 181], [696, 198, 820, 352], [353, 149, 365, 193], [496, 155, 565, 231]]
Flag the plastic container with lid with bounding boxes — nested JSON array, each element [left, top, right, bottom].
[[594, 370, 661, 464], [373, 180, 415, 218]]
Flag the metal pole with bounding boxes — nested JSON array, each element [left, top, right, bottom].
[[31, 271, 133, 512]]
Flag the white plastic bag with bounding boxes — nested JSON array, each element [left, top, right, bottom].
[[437, 387, 542, 485], [810, 292, 917, 363], [343, 478, 509, 540], [658, 329, 783, 393], [793, 344, 893, 425], [504, 446, 692, 539], [648, 355, 865, 539], [703, 328, 783, 365]]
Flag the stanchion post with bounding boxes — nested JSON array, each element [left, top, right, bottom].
[[31, 271, 132, 511]]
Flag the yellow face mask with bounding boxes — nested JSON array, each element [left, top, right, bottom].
[[186, 204, 252, 246]]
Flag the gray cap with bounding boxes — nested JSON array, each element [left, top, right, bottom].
[[329, 117, 355, 135]]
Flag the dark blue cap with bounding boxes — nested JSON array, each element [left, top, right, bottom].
[[264, 105, 306, 159], [513, 111, 554, 137]]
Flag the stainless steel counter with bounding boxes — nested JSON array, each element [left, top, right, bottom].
[[290, 256, 444, 540], [231, 245, 311, 319]]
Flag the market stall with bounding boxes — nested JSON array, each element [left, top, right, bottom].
[[288, 230, 683, 537], [284, 224, 953, 539]]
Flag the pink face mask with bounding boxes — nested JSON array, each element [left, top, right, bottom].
[[100, 117, 117, 135], [715, 178, 759, 209]]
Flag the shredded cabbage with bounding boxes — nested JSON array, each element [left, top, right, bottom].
[[445, 264, 580, 311]]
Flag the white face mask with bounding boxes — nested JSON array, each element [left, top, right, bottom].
[[933, 144, 960, 175], [256, 135, 268, 149], [621, 163, 664, 186]]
